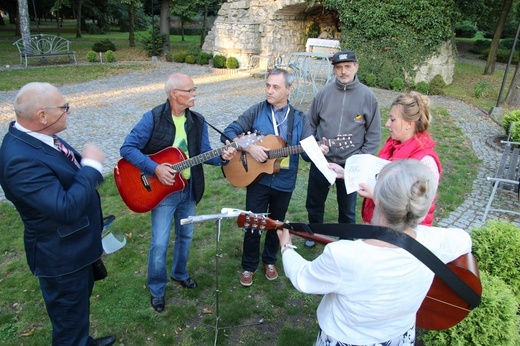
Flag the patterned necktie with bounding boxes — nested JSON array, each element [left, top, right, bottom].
[[53, 136, 81, 168]]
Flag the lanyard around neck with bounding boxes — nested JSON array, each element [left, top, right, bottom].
[[271, 106, 290, 136]]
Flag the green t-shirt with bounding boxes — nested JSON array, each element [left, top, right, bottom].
[[172, 114, 190, 179]]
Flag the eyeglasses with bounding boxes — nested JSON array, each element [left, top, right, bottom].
[[43, 102, 70, 113], [174, 88, 197, 93]]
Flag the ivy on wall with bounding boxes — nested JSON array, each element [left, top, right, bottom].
[[321, 0, 459, 82]]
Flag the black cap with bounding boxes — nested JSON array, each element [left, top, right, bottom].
[[331, 50, 357, 64]]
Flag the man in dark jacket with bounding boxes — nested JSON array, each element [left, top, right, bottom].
[[120, 73, 236, 312], [222, 68, 328, 287], [0, 82, 115, 346]]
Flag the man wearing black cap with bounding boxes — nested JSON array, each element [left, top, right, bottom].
[[304, 50, 381, 247]]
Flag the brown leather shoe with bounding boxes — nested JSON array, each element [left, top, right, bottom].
[[264, 264, 278, 280], [240, 271, 254, 287]]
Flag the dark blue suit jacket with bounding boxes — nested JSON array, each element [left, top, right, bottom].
[[0, 122, 104, 277]]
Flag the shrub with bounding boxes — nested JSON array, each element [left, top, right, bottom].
[[378, 60, 399, 90], [474, 81, 491, 99], [197, 52, 212, 65], [365, 73, 377, 87], [428, 74, 446, 95], [173, 52, 187, 63], [86, 51, 97, 63], [212, 55, 227, 68], [105, 50, 116, 63], [226, 57, 239, 69], [502, 109, 520, 140], [471, 220, 520, 301], [481, 48, 520, 64], [185, 55, 196, 64], [469, 40, 490, 54], [390, 77, 405, 91], [92, 39, 116, 53], [139, 25, 166, 57], [454, 21, 477, 38], [421, 272, 520, 345], [415, 81, 430, 94], [511, 121, 520, 143], [165, 51, 175, 62], [186, 43, 202, 57]]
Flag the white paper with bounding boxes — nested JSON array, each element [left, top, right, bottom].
[[102, 232, 127, 254], [343, 154, 390, 194], [300, 135, 336, 185]]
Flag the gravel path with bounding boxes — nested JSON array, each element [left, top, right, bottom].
[[0, 61, 518, 229]]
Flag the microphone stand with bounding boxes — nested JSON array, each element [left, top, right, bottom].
[[180, 209, 265, 345]]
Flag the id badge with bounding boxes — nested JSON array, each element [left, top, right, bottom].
[[280, 157, 290, 169]]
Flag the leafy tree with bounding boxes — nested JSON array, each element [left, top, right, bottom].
[[121, 0, 143, 47], [170, 0, 197, 42], [159, 0, 169, 53], [484, 0, 514, 75]]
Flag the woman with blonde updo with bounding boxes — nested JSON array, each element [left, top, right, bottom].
[[360, 91, 442, 226]]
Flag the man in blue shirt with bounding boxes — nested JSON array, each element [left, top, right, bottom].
[[120, 73, 236, 312]]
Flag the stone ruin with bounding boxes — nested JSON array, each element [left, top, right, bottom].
[[202, 0, 455, 84]]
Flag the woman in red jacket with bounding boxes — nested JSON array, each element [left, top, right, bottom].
[[360, 92, 442, 226]]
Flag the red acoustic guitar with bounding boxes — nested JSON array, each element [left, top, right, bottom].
[[222, 134, 354, 187], [113, 133, 262, 213], [236, 213, 482, 330]]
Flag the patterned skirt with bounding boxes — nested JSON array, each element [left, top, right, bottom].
[[315, 325, 415, 346]]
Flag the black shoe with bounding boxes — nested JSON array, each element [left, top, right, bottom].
[[151, 296, 165, 312], [172, 276, 197, 289], [304, 240, 316, 248], [93, 335, 116, 346]]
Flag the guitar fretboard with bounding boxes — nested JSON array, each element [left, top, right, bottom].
[[171, 142, 238, 171]]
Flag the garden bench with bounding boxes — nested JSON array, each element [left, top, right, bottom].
[[481, 140, 520, 222], [13, 34, 77, 68]]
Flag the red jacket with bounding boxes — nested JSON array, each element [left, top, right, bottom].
[[361, 131, 442, 226]]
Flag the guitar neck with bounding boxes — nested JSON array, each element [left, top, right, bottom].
[[267, 139, 330, 159], [171, 142, 237, 171]]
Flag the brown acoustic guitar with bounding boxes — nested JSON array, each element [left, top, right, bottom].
[[236, 213, 482, 330], [113, 133, 262, 213], [222, 134, 354, 187]]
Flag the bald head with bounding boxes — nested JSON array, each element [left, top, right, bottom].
[[15, 82, 61, 122], [14, 82, 69, 134]]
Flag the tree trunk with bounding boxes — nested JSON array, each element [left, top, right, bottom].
[[18, 0, 31, 46], [505, 63, 520, 106], [75, 0, 82, 38], [200, 4, 208, 48], [160, 0, 170, 54], [484, 0, 513, 75], [128, 3, 135, 47]]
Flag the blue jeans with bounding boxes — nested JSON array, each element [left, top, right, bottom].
[[148, 185, 195, 298]]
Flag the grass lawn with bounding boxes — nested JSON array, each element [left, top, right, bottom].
[[0, 21, 504, 345]]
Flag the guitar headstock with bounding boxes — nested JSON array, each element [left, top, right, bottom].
[[237, 213, 280, 230], [235, 132, 265, 148], [327, 134, 354, 149]]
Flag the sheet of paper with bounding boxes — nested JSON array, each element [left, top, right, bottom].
[[300, 135, 336, 185], [344, 154, 390, 194]]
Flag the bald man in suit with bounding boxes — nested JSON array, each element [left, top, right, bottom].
[[0, 82, 115, 346]]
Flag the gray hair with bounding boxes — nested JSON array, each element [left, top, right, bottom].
[[14, 82, 60, 121], [268, 68, 294, 88], [373, 159, 437, 232], [164, 73, 187, 96]]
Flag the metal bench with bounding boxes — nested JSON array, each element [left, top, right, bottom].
[[13, 34, 77, 68], [482, 140, 520, 222]]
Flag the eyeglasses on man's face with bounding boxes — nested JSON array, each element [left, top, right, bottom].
[[43, 102, 70, 113], [174, 87, 197, 94]]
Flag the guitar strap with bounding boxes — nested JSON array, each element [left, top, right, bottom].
[[204, 119, 234, 142], [285, 106, 295, 145], [287, 222, 481, 309]]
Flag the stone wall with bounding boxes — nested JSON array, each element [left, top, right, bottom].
[[203, 0, 455, 84]]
